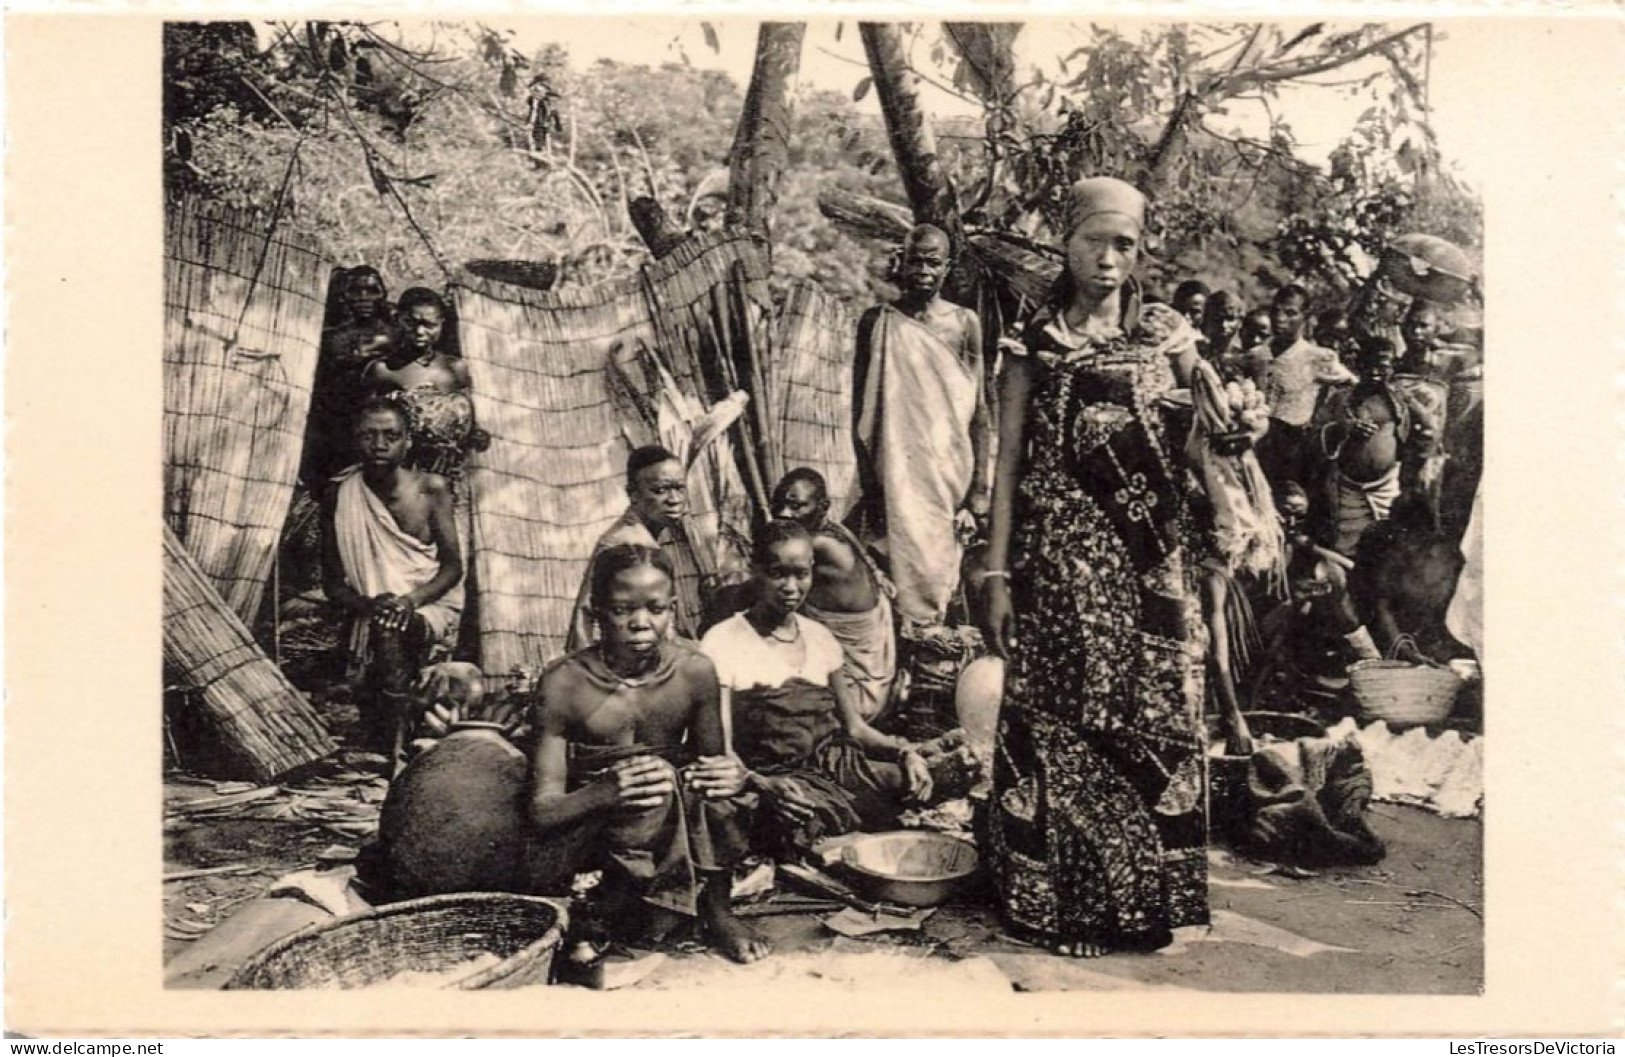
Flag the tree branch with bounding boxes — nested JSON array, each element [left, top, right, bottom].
[[1208, 24, 1428, 98]]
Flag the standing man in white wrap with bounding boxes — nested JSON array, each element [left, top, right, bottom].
[[849, 224, 991, 628]]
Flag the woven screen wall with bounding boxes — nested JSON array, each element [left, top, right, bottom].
[[768, 279, 858, 520], [164, 198, 329, 626], [163, 523, 335, 780], [454, 232, 769, 674]]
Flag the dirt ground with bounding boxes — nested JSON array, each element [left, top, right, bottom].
[[164, 764, 1481, 995]]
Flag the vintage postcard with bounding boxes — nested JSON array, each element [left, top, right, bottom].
[[4, 5, 1621, 1038]]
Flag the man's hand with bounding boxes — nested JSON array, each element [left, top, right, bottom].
[[369, 593, 415, 633], [419, 700, 471, 740], [900, 748, 934, 804], [686, 754, 749, 800], [1416, 454, 1445, 495], [754, 774, 818, 825], [1348, 417, 1380, 441], [953, 508, 981, 545], [604, 755, 676, 813]]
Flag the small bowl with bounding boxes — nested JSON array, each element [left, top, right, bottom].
[[838, 831, 980, 908]]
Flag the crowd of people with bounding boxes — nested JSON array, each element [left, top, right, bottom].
[[301, 175, 1483, 968]]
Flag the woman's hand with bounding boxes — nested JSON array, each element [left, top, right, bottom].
[[753, 774, 818, 826], [603, 755, 676, 813], [686, 754, 749, 800], [900, 749, 934, 804], [980, 578, 1016, 659]]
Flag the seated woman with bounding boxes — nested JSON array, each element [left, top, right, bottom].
[[699, 519, 936, 856], [362, 287, 489, 482], [357, 544, 767, 964]]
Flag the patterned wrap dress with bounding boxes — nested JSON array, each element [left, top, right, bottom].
[[987, 291, 1212, 952]]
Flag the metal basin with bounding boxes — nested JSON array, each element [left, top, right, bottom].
[[839, 831, 980, 908]]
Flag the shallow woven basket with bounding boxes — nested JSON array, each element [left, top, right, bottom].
[[226, 893, 567, 991], [1349, 660, 1462, 729]]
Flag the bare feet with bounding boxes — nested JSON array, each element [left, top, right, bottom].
[[1053, 940, 1108, 958], [629, 906, 686, 950], [700, 873, 770, 964], [704, 905, 771, 964]]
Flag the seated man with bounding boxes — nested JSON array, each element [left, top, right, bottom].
[[849, 224, 991, 627], [1275, 482, 1381, 664], [359, 545, 768, 964], [770, 468, 897, 722], [569, 445, 710, 651], [1349, 493, 1471, 666], [321, 400, 464, 764], [700, 520, 938, 857], [1311, 336, 1434, 557]]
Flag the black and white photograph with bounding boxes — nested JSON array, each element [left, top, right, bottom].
[[10, 7, 1622, 1038], [151, 16, 1493, 999]]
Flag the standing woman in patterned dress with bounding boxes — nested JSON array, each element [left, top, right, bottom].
[[979, 177, 1211, 957]]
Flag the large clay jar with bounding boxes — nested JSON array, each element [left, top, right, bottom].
[[369, 728, 533, 900]]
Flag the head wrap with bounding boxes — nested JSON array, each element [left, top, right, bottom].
[[1064, 176, 1147, 236]]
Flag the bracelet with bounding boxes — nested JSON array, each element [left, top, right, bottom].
[[974, 569, 1010, 582]]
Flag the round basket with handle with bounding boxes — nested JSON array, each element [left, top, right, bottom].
[[226, 892, 567, 991], [1348, 637, 1463, 729]]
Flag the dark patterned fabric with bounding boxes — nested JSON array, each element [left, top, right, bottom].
[[732, 680, 907, 850], [385, 385, 479, 480], [988, 295, 1210, 951]]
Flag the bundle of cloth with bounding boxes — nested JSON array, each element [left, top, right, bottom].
[[1232, 730, 1387, 868]]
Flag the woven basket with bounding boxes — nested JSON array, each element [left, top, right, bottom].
[[1349, 660, 1462, 729], [226, 893, 567, 991]]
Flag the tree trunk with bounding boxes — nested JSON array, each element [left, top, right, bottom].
[[859, 23, 963, 245], [628, 195, 689, 259], [1143, 91, 1199, 196], [816, 187, 913, 243], [726, 23, 806, 238], [941, 23, 1021, 105]]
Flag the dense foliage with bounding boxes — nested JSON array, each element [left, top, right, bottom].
[[164, 21, 891, 303], [164, 20, 1481, 312]]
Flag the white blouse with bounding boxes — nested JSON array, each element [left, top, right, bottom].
[[699, 613, 845, 692]]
